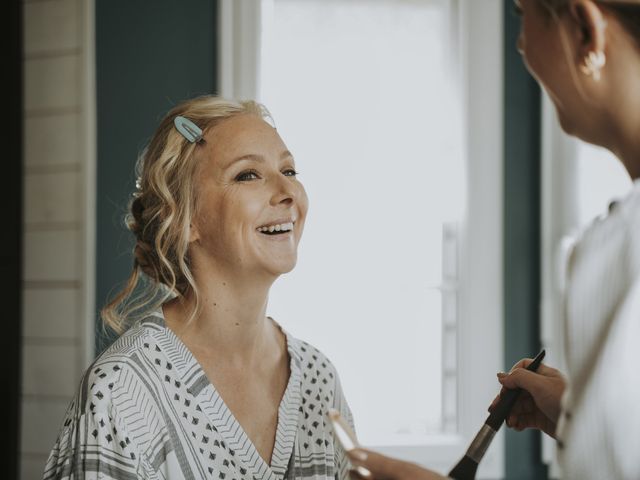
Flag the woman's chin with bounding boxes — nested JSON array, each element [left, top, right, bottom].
[[274, 261, 297, 276], [261, 257, 298, 278]]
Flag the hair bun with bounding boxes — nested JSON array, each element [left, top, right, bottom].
[[128, 196, 146, 236], [133, 241, 158, 279]]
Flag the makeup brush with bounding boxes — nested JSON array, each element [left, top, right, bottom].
[[448, 349, 546, 480]]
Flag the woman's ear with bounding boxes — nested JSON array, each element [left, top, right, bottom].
[[569, 0, 607, 54], [189, 221, 200, 244]]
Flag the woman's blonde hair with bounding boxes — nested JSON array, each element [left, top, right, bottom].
[[102, 95, 272, 333]]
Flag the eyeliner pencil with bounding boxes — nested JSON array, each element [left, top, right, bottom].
[[448, 349, 546, 480]]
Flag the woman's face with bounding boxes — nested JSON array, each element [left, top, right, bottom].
[[190, 114, 308, 279]]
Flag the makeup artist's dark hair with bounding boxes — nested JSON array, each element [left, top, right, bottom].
[[541, 0, 640, 47]]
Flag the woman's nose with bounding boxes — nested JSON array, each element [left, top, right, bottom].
[[269, 175, 295, 206]]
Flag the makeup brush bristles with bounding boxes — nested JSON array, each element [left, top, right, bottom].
[[448, 455, 479, 480]]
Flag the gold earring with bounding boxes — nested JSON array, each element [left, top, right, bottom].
[[580, 50, 606, 81]]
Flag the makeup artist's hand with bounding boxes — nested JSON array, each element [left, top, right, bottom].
[[489, 358, 566, 438], [348, 449, 447, 480]]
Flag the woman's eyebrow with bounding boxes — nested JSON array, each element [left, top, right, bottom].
[[224, 154, 265, 169], [224, 150, 294, 169]]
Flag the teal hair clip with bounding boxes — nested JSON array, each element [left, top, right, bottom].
[[174, 116, 204, 143]]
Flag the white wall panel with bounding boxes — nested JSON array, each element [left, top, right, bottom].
[[23, 288, 78, 338], [24, 0, 79, 54], [22, 344, 78, 397], [25, 55, 79, 111], [24, 171, 80, 224], [24, 230, 80, 281], [25, 114, 80, 168]]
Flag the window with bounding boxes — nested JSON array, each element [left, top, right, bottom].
[[261, 0, 463, 446], [219, 1, 504, 477]]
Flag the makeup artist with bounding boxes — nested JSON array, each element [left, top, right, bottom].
[[348, 0, 640, 478]]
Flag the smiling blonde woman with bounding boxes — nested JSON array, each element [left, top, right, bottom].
[[43, 96, 355, 480]]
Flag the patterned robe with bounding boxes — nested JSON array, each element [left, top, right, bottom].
[[43, 310, 354, 479]]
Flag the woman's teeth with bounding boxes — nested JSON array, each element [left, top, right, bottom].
[[257, 222, 294, 234]]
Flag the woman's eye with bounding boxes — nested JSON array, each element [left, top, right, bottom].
[[283, 169, 298, 177], [235, 170, 260, 182]]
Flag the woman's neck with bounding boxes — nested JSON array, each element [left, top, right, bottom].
[[164, 268, 280, 367], [612, 134, 640, 181], [604, 115, 640, 180], [601, 52, 640, 180]]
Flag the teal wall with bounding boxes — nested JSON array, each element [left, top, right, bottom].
[[95, 0, 217, 352], [503, 1, 547, 478]]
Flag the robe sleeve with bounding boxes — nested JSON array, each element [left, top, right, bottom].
[[332, 368, 356, 480], [598, 277, 640, 479], [559, 276, 640, 478], [42, 371, 157, 479]]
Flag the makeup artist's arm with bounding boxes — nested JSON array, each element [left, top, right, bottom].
[[489, 358, 566, 438], [348, 449, 447, 480]]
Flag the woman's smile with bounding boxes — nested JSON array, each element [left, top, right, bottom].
[[256, 218, 296, 235]]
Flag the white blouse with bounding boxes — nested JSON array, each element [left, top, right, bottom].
[[557, 180, 640, 479], [43, 310, 354, 480]]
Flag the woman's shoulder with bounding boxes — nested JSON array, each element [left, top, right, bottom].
[[287, 335, 337, 371], [285, 334, 344, 397], [575, 184, 640, 271], [43, 320, 164, 479], [573, 186, 640, 254], [72, 315, 167, 410], [95, 315, 162, 364]]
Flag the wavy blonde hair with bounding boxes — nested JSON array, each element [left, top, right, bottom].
[[102, 95, 272, 333]]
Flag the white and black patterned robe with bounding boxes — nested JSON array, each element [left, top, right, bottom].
[[43, 310, 354, 479]]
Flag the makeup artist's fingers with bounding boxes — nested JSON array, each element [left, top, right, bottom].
[[490, 385, 544, 414], [348, 449, 447, 480], [489, 384, 533, 412], [507, 410, 556, 436], [508, 411, 536, 429], [349, 469, 368, 480], [504, 395, 537, 430], [510, 393, 536, 416], [498, 365, 566, 422], [489, 367, 539, 410], [490, 361, 566, 426], [348, 450, 414, 479], [510, 415, 530, 432], [498, 367, 547, 395], [509, 359, 562, 378]]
